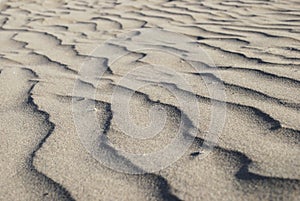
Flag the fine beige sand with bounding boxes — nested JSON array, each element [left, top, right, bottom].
[[0, 0, 299, 200]]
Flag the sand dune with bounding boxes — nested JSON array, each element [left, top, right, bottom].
[[0, 0, 299, 200]]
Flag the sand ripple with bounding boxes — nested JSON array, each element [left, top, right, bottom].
[[0, 0, 299, 200]]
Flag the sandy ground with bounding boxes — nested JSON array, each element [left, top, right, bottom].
[[0, 0, 299, 200]]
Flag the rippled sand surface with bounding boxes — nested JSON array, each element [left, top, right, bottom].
[[0, 0, 299, 200]]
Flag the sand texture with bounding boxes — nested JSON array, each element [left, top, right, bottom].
[[0, 0, 299, 200]]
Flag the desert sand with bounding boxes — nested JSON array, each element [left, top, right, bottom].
[[0, 0, 299, 200]]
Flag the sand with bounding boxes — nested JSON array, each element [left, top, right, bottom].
[[0, 0, 299, 200]]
